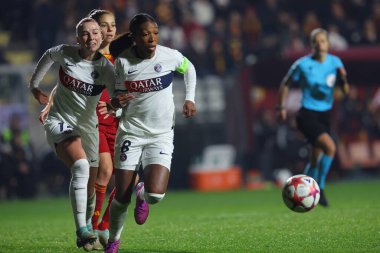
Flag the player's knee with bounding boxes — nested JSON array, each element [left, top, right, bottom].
[[71, 159, 90, 179], [111, 198, 128, 213], [144, 192, 165, 204]]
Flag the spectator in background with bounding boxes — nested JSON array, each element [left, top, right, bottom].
[[329, 1, 350, 39], [210, 17, 227, 40], [280, 13, 306, 54], [360, 19, 379, 45], [1, 114, 30, 151], [0, 145, 15, 200], [371, 1, 380, 35], [327, 24, 348, 51], [1, 113, 37, 199], [241, 7, 261, 50], [40, 150, 70, 196], [34, 0, 62, 58], [338, 86, 365, 142], [257, 0, 281, 58], [5, 0, 380, 71], [9, 129, 37, 198], [208, 38, 229, 76], [186, 28, 210, 77], [191, 0, 215, 27], [302, 11, 321, 37], [159, 18, 187, 51], [54, 3, 78, 46], [252, 108, 278, 180]]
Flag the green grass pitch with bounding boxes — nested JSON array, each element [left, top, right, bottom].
[[0, 180, 379, 253]]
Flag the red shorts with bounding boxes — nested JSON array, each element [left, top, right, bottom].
[[99, 129, 116, 157]]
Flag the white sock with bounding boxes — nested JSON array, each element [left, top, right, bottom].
[[109, 199, 128, 241], [86, 192, 96, 228], [69, 159, 90, 230]]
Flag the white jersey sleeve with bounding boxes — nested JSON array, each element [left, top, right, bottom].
[[114, 57, 128, 93], [180, 57, 196, 103], [29, 45, 64, 89]]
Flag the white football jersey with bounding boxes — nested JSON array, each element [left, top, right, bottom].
[[115, 45, 192, 136], [32, 44, 115, 133]]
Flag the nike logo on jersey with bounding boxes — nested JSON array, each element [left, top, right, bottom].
[[59, 67, 104, 96], [127, 69, 138, 74], [90, 159, 97, 163], [159, 151, 169, 155], [124, 72, 173, 93], [65, 62, 74, 66]]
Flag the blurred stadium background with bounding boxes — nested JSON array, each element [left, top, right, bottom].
[[1, 0, 380, 200]]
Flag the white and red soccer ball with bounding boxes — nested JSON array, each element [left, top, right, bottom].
[[282, 175, 320, 213]]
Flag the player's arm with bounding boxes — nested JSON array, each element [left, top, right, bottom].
[[177, 57, 197, 118], [109, 58, 135, 109], [29, 49, 55, 105], [39, 85, 57, 124], [337, 67, 349, 95], [277, 73, 292, 121]]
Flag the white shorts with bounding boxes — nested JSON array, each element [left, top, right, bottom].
[[44, 116, 99, 167], [114, 129, 174, 171]]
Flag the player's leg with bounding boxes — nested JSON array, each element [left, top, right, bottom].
[[105, 169, 136, 253], [78, 131, 102, 251], [93, 151, 114, 249], [56, 136, 97, 247], [87, 167, 97, 227], [97, 187, 115, 247], [92, 152, 113, 228], [135, 131, 173, 225], [315, 132, 336, 206], [96, 130, 116, 232], [297, 108, 325, 183], [142, 164, 170, 203], [305, 147, 322, 180], [104, 131, 141, 252], [99, 176, 138, 248]]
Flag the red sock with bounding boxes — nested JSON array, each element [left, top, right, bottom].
[[98, 187, 116, 231], [92, 183, 107, 230]]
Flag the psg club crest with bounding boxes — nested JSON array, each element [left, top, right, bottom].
[[154, 63, 162, 73], [120, 153, 127, 161], [91, 70, 99, 79]]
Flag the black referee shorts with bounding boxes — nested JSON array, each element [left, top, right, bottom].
[[295, 107, 331, 144]]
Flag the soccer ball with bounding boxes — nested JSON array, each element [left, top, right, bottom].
[[282, 174, 320, 213]]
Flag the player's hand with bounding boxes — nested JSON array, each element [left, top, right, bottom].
[[111, 93, 135, 108], [31, 87, 49, 105], [277, 108, 287, 122], [342, 83, 350, 96], [39, 105, 50, 124], [97, 101, 115, 119], [183, 100, 196, 118]]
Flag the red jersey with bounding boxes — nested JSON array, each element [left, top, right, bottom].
[[97, 54, 119, 132]]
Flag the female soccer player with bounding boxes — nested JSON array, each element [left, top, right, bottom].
[[38, 10, 135, 250], [277, 28, 349, 207], [86, 9, 123, 249], [29, 17, 134, 249], [104, 13, 197, 252]]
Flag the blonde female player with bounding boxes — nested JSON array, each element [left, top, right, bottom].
[[30, 17, 134, 250], [38, 10, 136, 251], [277, 28, 349, 207]]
